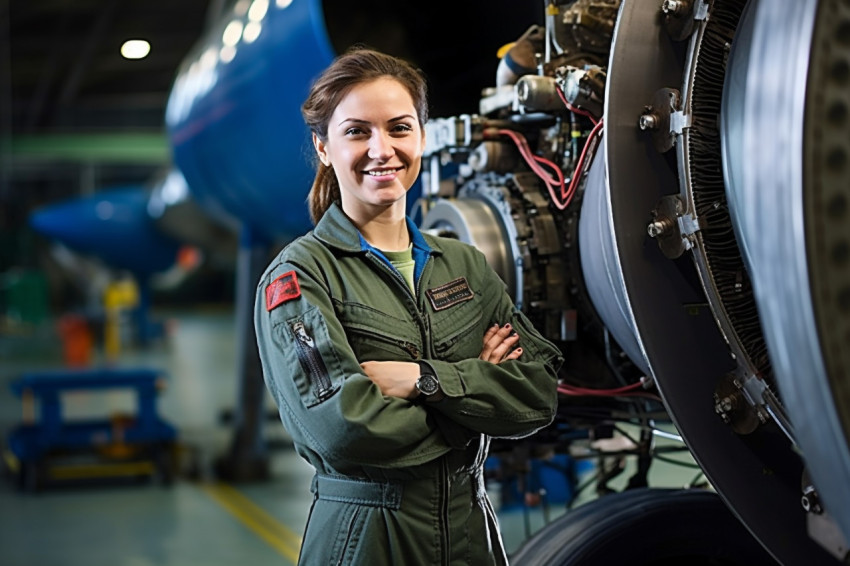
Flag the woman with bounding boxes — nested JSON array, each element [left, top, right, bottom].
[[254, 47, 563, 565]]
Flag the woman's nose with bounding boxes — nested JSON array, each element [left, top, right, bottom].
[[368, 132, 394, 160]]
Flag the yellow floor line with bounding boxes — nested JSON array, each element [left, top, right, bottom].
[[200, 482, 302, 563]]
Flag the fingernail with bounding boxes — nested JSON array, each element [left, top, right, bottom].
[[516, 348, 523, 354], [509, 330, 517, 336], [492, 323, 499, 328], [504, 323, 511, 330]]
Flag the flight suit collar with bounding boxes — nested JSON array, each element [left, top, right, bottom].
[[314, 202, 444, 258]]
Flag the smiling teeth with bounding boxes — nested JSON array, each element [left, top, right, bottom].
[[367, 169, 398, 176]]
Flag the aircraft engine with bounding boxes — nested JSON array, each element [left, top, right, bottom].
[[421, 0, 849, 563]]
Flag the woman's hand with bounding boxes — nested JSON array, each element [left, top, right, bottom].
[[361, 323, 521, 399], [360, 361, 420, 399], [479, 323, 522, 363]]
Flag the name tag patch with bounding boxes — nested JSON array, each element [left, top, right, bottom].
[[266, 270, 301, 311], [426, 277, 474, 311]]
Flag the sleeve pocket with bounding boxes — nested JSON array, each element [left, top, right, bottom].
[[274, 305, 343, 408]]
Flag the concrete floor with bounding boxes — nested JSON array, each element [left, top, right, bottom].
[[0, 306, 698, 565]]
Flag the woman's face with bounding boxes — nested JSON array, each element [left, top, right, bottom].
[[314, 77, 425, 218]]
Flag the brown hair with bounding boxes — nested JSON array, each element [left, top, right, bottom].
[[301, 46, 429, 224]]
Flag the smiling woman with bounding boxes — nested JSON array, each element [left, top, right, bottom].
[[253, 47, 563, 566], [312, 77, 425, 250]]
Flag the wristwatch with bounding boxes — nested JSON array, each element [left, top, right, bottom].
[[415, 360, 443, 401]]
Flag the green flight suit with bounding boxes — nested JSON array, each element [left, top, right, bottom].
[[254, 203, 563, 565]]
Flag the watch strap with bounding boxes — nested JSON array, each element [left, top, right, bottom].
[[415, 360, 444, 402]]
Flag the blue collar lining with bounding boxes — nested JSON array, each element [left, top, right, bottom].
[[358, 217, 432, 286]]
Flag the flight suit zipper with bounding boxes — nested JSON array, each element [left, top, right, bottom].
[[366, 250, 416, 299], [336, 507, 362, 566], [291, 320, 334, 400], [365, 251, 431, 354], [440, 457, 451, 565]]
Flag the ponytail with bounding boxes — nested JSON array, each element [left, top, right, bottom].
[[307, 162, 340, 225]]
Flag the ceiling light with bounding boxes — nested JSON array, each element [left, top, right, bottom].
[[248, 0, 269, 21], [120, 39, 150, 60], [243, 22, 262, 43], [222, 20, 244, 47]]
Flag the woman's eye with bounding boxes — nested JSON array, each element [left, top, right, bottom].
[[345, 127, 365, 136], [392, 123, 413, 133]]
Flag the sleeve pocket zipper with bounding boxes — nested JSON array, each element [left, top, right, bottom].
[[291, 320, 335, 401]]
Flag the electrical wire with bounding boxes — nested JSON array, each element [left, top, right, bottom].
[[495, 114, 604, 212], [561, 117, 603, 206], [559, 379, 645, 396], [496, 128, 569, 209], [558, 375, 658, 397], [556, 87, 599, 126]]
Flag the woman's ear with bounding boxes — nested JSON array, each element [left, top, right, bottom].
[[313, 132, 330, 167]]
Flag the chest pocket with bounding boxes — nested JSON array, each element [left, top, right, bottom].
[[337, 302, 422, 362], [430, 292, 484, 362]]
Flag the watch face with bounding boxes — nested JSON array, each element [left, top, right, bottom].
[[418, 373, 439, 396]]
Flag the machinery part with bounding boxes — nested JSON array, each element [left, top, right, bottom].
[[421, 194, 519, 300], [662, 0, 710, 42], [670, 0, 780, 448], [724, 0, 850, 549], [550, 0, 622, 64], [604, 0, 834, 562], [713, 373, 760, 435], [496, 25, 544, 87], [639, 87, 682, 153], [510, 488, 778, 565], [424, 115, 482, 157], [468, 141, 519, 174], [647, 194, 696, 259], [558, 65, 606, 117], [578, 141, 650, 376], [516, 75, 565, 112], [421, 172, 572, 325]]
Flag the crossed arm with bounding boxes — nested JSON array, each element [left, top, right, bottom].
[[359, 322, 521, 400]]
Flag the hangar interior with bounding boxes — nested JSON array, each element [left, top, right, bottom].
[[2, 0, 849, 565]]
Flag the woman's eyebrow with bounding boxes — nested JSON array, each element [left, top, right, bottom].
[[337, 114, 416, 127], [337, 118, 369, 127]]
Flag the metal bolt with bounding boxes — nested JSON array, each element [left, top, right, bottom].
[[647, 218, 672, 238], [662, 0, 686, 16], [801, 486, 823, 514], [639, 113, 659, 131], [713, 395, 732, 423]]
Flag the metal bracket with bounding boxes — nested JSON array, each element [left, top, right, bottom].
[[662, 0, 710, 41], [639, 88, 682, 153], [670, 110, 692, 135], [647, 194, 698, 259]]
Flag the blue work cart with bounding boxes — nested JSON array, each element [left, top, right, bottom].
[[5, 367, 178, 491]]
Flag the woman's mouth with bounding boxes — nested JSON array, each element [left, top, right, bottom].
[[365, 167, 402, 179]]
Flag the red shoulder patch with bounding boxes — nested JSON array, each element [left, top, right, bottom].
[[266, 271, 301, 311]]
